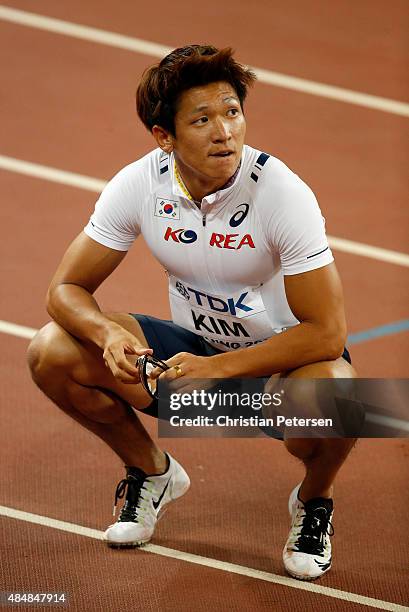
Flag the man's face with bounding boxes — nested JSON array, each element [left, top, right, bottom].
[[170, 81, 246, 184]]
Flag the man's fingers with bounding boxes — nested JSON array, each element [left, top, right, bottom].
[[156, 365, 185, 382], [104, 348, 141, 381], [131, 346, 153, 357], [115, 371, 142, 384], [104, 357, 138, 383], [105, 343, 154, 383], [150, 353, 190, 380], [103, 354, 134, 382], [150, 365, 170, 380], [114, 354, 140, 376], [123, 346, 152, 365]]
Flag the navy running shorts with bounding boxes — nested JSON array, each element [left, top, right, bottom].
[[131, 314, 352, 427]]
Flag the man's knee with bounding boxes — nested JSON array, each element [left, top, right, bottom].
[[285, 437, 357, 463], [285, 438, 319, 461], [27, 322, 75, 388], [288, 357, 357, 380]]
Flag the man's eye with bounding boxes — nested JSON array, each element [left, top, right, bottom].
[[227, 108, 239, 116], [194, 117, 208, 124]]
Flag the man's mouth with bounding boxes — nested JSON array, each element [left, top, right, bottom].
[[210, 151, 234, 157]]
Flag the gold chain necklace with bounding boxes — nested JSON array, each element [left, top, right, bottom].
[[174, 160, 194, 202]]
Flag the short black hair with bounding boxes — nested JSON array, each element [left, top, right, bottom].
[[136, 45, 256, 135]]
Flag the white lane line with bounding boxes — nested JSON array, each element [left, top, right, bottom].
[[0, 5, 171, 56], [0, 6, 408, 118], [0, 320, 37, 339], [1, 506, 407, 611], [0, 155, 106, 193], [365, 412, 409, 433], [328, 236, 409, 268], [1, 154, 408, 268], [252, 67, 409, 117]]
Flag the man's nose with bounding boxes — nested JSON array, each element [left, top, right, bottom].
[[212, 117, 231, 141]]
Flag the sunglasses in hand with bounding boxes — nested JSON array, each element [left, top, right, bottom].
[[137, 354, 170, 399]]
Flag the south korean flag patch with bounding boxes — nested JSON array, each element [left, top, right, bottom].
[[155, 198, 180, 220]]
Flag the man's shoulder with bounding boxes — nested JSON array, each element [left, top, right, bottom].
[[111, 148, 168, 183], [243, 145, 306, 189], [96, 148, 171, 210], [241, 145, 319, 223], [244, 145, 315, 202]]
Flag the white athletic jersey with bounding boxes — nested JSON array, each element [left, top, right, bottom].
[[84, 145, 333, 351]]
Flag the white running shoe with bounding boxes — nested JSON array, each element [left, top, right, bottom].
[[283, 483, 334, 581], [104, 453, 190, 547]]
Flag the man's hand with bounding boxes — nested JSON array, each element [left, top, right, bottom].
[[102, 322, 152, 384], [150, 352, 219, 393]]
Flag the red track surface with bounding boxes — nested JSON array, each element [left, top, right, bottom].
[[0, 1, 408, 610]]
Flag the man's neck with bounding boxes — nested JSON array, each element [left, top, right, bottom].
[[174, 158, 241, 203]]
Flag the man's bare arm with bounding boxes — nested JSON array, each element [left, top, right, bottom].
[[212, 262, 347, 377], [47, 232, 127, 345], [47, 232, 151, 381]]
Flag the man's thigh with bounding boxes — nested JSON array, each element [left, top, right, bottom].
[[41, 312, 154, 409], [74, 312, 215, 412]]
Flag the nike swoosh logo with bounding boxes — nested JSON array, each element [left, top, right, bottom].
[[152, 479, 171, 510], [314, 559, 331, 570]]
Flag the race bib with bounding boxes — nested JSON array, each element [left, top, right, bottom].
[[168, 275, 279, 351]]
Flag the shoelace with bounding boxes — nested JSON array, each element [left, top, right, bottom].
[[112, 471, 146, 521], [294, 505, 334, 556]]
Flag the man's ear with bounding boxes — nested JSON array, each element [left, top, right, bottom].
[[152, 125, 174, 153]]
